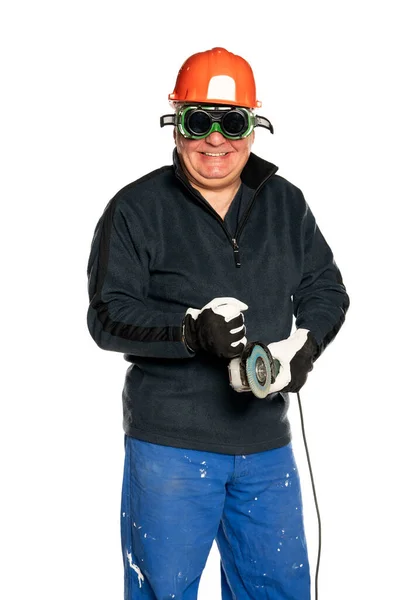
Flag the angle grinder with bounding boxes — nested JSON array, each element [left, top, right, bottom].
[[228, 342, 281, 398]]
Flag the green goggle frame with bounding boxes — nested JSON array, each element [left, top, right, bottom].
[[160, 105, 274, 140]]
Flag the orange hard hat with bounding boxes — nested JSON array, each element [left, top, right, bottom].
[[168, 47, 262, 109]]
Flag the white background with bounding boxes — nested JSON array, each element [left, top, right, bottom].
[[1, 1, 399, 599]]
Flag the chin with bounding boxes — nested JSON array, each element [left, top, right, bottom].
[[195, 157, 239, 177]]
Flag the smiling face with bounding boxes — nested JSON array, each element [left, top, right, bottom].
[[175, 128, 254, 193]]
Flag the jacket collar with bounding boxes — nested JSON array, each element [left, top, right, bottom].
[[173, 148, 278, 191]]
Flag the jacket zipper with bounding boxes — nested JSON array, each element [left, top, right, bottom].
[[232, 238, 241, 267], [235, 170, 278, 242], [231, 168, 278, 266], [175, 173, 237, 256], [176, 169, 277, 268]]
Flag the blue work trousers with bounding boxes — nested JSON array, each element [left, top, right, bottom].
[[121, 437, 310, 599]]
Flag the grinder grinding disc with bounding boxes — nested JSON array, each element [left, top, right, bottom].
[[245, 343, 275, 398]]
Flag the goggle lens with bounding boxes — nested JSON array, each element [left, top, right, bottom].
[[222, 110, 247, 136], [186, 110, 212, 135]]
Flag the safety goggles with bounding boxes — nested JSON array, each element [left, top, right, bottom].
[[160, 105, 274, 140]]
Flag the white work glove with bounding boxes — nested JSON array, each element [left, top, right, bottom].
[[268, 328, 318, 393], [183, 297, 248, 358]]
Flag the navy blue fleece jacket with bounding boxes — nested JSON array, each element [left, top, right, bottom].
[[87, 149, 349, 454]]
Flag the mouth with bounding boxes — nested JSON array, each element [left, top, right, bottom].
[[201, 152, 229, 157]]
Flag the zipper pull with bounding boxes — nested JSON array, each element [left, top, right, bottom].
[[232, 238, 241, 268]]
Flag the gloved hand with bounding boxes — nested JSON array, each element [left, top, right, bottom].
[[183, 297, 248, 359], [268, 329, 318, 393]]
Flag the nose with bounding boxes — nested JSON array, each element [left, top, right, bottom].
[[205, 131, 227, 146]]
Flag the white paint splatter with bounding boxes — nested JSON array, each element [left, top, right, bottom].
[[122, 512, 126, 517], [126, 552, 144, 588], [285, 481, 289, 487], [292, 563, 299, 570], [199, 468, 207, 478], [184, 455, 192, 463], [254, 497, 258, 500], [286, 473, 290, 478], [143, 533, 157, 540], [201, 461, 207, 465], [242, 455, 247, 459]]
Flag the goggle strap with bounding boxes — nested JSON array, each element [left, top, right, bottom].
[[255, 115, 274, 134], [160, 114, 176, 128]]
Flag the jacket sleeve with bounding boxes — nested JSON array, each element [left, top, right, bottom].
[[292, 202, 350, 359], [86, 195, 194, 359]]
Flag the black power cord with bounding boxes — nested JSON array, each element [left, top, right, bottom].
[[296, 391, 321, 600]]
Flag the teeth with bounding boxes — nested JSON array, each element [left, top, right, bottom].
[[203, 152, 227, 156]]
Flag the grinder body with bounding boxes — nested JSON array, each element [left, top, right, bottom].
[[228, 342, 280, 398]]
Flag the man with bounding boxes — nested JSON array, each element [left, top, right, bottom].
[[87, 47, 349, 600]]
